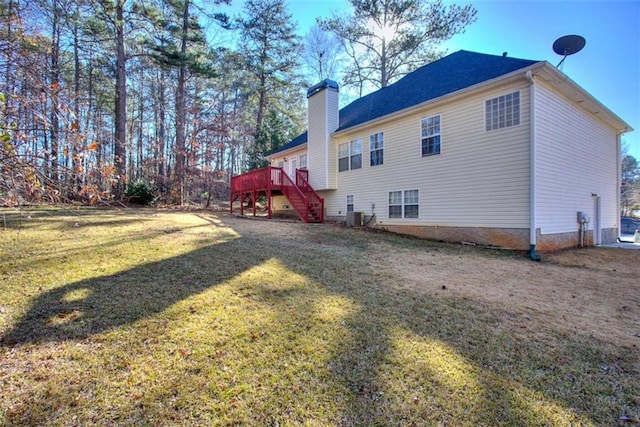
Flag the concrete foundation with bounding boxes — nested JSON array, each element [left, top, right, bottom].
[[364, 223, 619, 253]]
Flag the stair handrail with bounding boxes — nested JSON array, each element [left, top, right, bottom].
[[296, 169, 324, 222], [279, 169, 310, 222]]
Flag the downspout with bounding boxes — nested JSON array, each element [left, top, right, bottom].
[[526, 70, 541, 261], [616, 133, 622, 241]]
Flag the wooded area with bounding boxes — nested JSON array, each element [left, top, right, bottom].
[[0, 0, 473, 206], [0, 0, 310, 205]]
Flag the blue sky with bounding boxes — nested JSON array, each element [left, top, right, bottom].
[[222, 0, 640, 159]]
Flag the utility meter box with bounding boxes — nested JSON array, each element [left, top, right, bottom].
[[577, 211, 589, 223]]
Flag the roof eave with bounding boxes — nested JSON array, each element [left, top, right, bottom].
[[333, 61, 632, 137], [266, 143, 308, 160], [332, 64, 543, 137], [533, 62, 632, 134]]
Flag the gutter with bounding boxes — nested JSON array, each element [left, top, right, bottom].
[[526, 70, 541, 261]]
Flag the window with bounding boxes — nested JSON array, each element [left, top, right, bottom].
[[338, 139, 362, 171], [370, 132, 384, 166], [277, 160, 284, 168], [350, 139, 362, 170], [421, 115, 441, 156], [346, 195, 354, 213], [389, 190, 419, 219], [389, 191, 402, 218], [485, 91, 520, 131], [404, 190, 419, 218], [339, 143, 349, 172], [299, 154, 307, 169]]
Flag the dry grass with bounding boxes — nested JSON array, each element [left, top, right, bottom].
[[0, 206, 638, 426]]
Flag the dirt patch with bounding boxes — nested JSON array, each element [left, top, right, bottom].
[[222, 215, 639, 348], [369, 236, 639, 349]]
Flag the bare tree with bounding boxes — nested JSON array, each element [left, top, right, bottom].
[[319, 0, 477, 91], [303, 24, 343, 83]]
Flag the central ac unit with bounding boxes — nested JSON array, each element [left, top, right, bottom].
[[346, 211, 364, 227]]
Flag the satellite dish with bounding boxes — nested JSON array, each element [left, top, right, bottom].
[[553, 35, 586, 68]]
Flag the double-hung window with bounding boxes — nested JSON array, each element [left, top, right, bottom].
[[299, 154, 307, 169], [338, 139, 362, 171], [421, 115, 441, 156], [350, 139, 362, 170], [485, 91, 520, 131], [339, 143, 349, 172], [370, 132, 384, 166], [389, 190, 419, 219], [346, 195, 354, 213]]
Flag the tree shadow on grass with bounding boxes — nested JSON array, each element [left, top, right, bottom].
[[256, 238, 639, 426], [1, 237, 266, 345], [1, 222, 637, 425]]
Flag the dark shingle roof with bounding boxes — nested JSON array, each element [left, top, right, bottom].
[[337, 50, 540, 131], [271, 50, 541, 155], [271, 131, 307, 155]]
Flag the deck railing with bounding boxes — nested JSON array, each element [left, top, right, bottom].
[[230, 166, 323, 223], [296, 169, 324, 222]]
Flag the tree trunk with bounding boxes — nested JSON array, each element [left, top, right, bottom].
[[50, 0, 60, 184], [114, 0, 127, 199], [174, 0, 189, 204], [72, 8, 81, 192], [137, 66, 144, 180], [156, 69, 166, 182]]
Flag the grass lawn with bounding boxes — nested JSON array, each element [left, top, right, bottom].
[[1, 206, 638, 426]]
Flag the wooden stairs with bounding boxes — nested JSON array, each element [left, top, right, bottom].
[[230, 166, 324, 223]]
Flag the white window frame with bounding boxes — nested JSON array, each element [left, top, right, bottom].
[[350, 139, 362, 170], [299, 153, 307, 169], [421, 115, 441, 157], [389, 191, 402, 218], [346, 195, 354, 213], [369, 132, 384, 166], [339, 139, 362, 172], [389, 189, 419, 219], [338, 142, 349, 172], [485, 91, 520, 131]]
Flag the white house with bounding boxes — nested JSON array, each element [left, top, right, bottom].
[[234, 50, 631, 255]]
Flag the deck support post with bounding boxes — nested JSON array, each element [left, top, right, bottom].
[[252, 191, 257, 217], [267, 189, 272, 219]]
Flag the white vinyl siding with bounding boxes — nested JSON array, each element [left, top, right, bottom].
[[271, 146, 307, 172], [307, 85, 339, 190], [534, 80, 619, 236], [325, 80, 531, 228]]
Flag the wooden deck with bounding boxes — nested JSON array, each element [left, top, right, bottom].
[[230, 166, 324, 223]]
